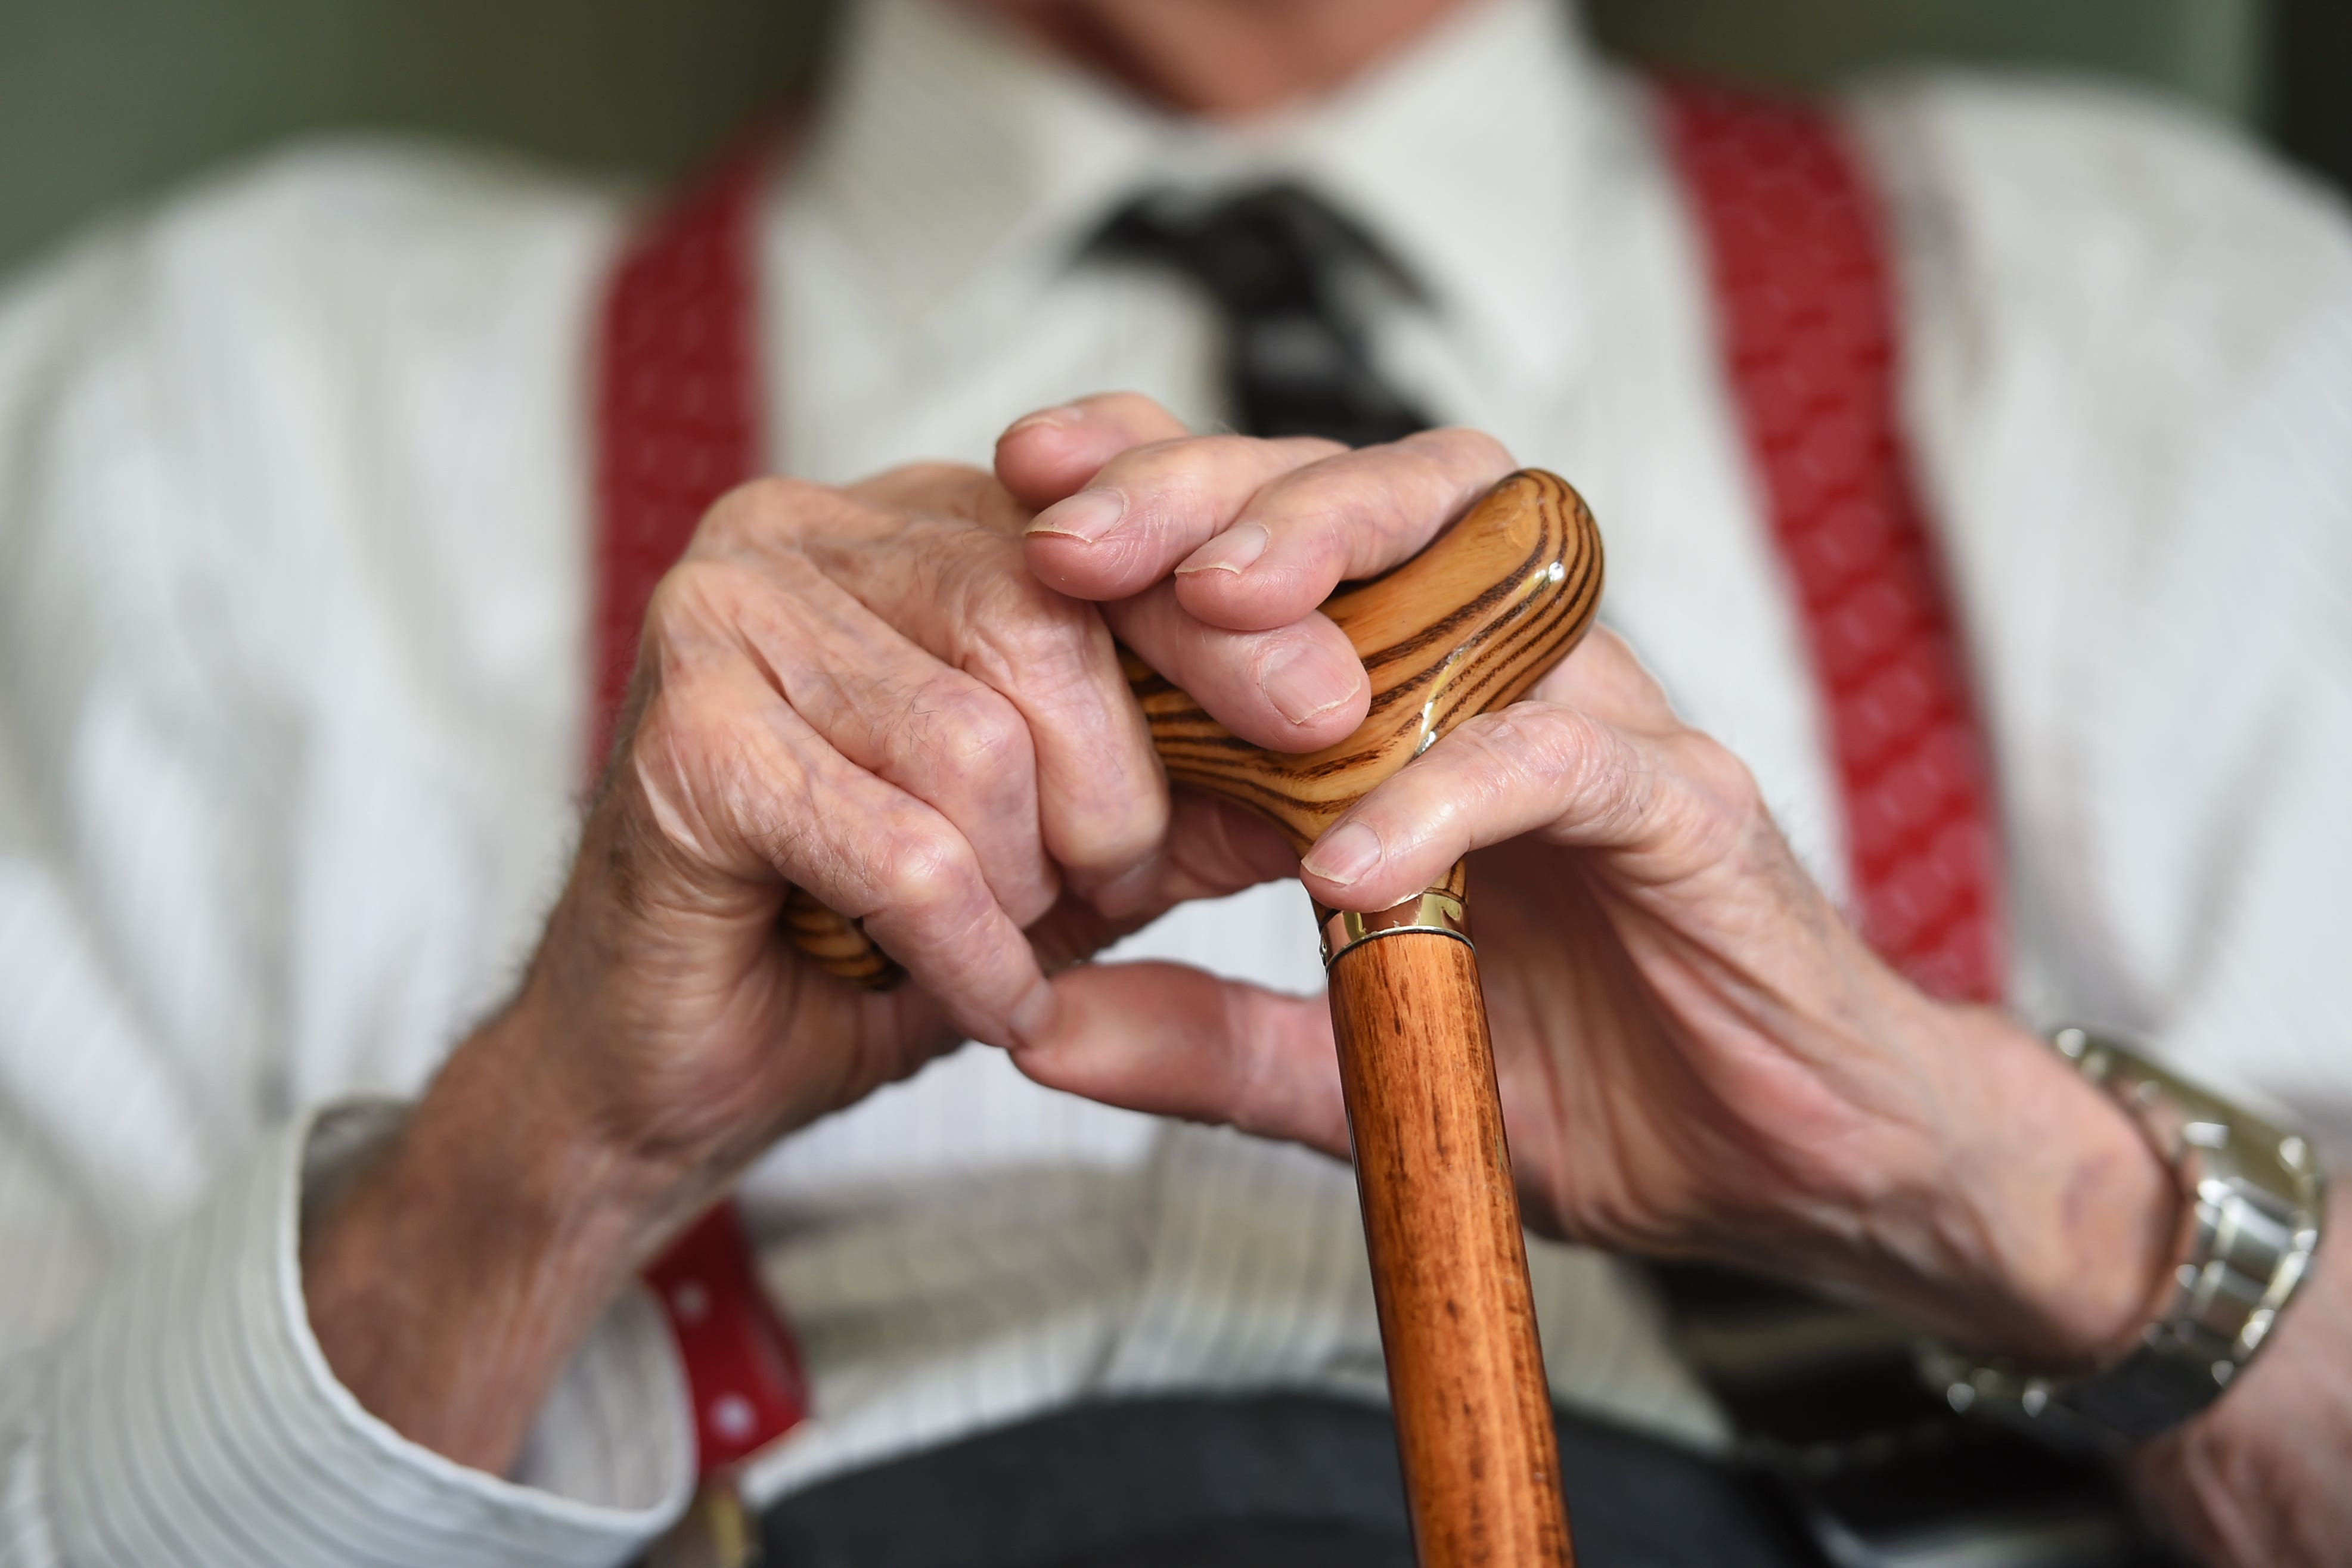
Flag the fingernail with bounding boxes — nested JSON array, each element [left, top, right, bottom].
[[1008, 977, 1060, 1047], [1259, 643, 1361, 726], [1175, 522, 1269, 577], [1302, 821, 1382, 887], [1005, 404, 1084, 438], [1026, 488, 1125, 544]]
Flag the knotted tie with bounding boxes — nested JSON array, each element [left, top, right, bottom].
[[1090, 184, 1432, 446]]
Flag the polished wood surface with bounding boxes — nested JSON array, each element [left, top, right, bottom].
[[1331, 914, 1572, 1568], [1130, 468, 1603, 855], [780, 883, 902, 988]]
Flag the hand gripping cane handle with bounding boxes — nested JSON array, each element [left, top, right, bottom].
[[788, 470, 1603, 1567]]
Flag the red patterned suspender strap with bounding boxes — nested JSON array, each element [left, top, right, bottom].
[[639, 1198, 809, 1470], [592, 133, 810, 1473], [591, 136, 773, 770], [1658, 82, 2009, 1005]]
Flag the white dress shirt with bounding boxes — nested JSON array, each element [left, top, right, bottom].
[[3, 0, 2349, 1561]]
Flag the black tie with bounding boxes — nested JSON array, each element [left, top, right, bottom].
[[1090, 184, 1433, 446]]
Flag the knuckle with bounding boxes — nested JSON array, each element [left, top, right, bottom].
[[1678, 734, 1766, 830], [1260, 445, 1459, 563], [1467, 703, 1591, 782], [917, 678, 1033, 788], [637, 678, 749, 794], [1093, 441, 1205, 523], [1472, 701, 1651, 827], [700, 475, 834, 550], [962, 576, 1099, 691], [638, 562, 702, 640], [643, 554, 768, 646], [1277, 454, 1380, 522], [873, 822, 988, 923]]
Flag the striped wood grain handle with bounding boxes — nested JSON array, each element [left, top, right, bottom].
[[786, 467, 1602, 977], [1125, 467, 1599, 855]]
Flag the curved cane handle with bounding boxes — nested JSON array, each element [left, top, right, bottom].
[[1128, 467, 1601, 852], [788, 468, 1602, 982]]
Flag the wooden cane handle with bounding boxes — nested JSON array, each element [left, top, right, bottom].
[[786, 468, 1603, 977], [1128, 468, 1600, 852]]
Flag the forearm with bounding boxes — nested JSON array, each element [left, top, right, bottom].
[[302, 1002, 690, 1474], [2127, 1188, 2352, 1568]]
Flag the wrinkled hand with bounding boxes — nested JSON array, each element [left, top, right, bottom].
[[525, 396, 1521, 1196], [1009, 402, 2175, 1372], [303, 395, 1521, 1470]]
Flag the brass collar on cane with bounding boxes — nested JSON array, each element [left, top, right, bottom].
[[1317, 887, 1473, 967]]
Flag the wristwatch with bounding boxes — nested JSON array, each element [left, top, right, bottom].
[[1922, 1027, 2328, 1449]]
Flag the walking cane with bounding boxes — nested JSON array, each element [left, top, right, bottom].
[[786, 469, 1603, 1567]]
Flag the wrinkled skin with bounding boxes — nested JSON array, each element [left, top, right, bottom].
[[311, 399, 2304, 1568]]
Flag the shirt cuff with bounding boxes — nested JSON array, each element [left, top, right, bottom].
[[42, 1102, 694, 1567]]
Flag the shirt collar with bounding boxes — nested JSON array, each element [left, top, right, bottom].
[[793, 0, 1605, 387]]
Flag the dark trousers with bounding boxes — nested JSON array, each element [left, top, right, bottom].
[[761, 1393, 1822, 1568]]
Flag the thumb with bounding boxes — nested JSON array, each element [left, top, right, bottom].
[[1009, 961, 1349, 1157]]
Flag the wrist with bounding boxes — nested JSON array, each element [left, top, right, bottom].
[[302, 1004, 696, 1471], [1884, 1002, 2179, 1368]]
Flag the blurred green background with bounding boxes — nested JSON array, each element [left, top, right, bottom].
[[0, 0, 2344, 277]]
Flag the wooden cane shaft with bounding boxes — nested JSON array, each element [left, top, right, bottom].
[[1327, 914, 1571, 1568]]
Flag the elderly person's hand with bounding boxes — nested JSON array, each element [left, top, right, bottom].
[[1011, 402, 2352, 1568], [1007, 400, 2181, 1377], [298, 395, 1520, 1473]]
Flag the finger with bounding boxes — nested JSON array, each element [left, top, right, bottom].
[[712, 548, 1057, 927], [1151, 787, 1301, 906], [1298, 699, 1715, 911], [994, 393, 1193, 513], [626, 643, 1052, 1047], [1027, 789, 1300, 965], [800, 515, 1169, 897], [1106, 583, 1368, 751], [1022, 432, 1344, 603], [1171, 428, 1518, 632], [1009, 961, 1349, 1156]]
